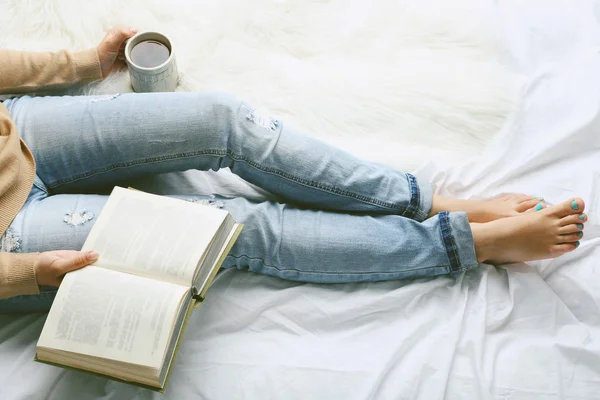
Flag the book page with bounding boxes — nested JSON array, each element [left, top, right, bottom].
[[82, 187, 228, 286], [37, 266, 190, 369]]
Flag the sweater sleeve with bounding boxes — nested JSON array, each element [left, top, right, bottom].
[[0, 252, 40, 299], [0, 48, 103, 94]]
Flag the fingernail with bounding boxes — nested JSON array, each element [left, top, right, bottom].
[[130, 27, 138, 33], [88, 251, 99, 260], [571, 200, 579, 210], [577, 232, 583, 237], [575, 241, 580, 247], [535, 202, 543, 211], [538, 196, 544, 201], [577, 224, 583, 229], [580, 214, 585, 220]]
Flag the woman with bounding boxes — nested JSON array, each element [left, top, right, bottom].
[[0, 27, 586, 312]]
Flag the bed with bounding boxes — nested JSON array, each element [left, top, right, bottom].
[[2, 0, 600, 398]]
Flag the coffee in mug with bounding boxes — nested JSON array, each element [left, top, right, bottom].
[[129, 40, 170, 68], [125, 31, 179, 92]]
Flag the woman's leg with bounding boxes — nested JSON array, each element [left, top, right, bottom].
[[4, 93, 431, 220], [1, 179, 584, 313], [221, 199, 478, 283], [0, 183, 479, 313]]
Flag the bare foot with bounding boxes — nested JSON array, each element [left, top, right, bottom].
[[430, 194, 546, 223], [470, 198, 587, 264]]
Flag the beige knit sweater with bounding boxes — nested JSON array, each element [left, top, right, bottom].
[[0, 48, 103, 299]]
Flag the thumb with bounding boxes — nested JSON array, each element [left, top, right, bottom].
[[58, 250, 100, 274]]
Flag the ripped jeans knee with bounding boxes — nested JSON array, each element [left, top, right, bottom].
[[5, 190, 107, 253], [87, 94, 120, 103], [185, 195, 225, 209], [0, 228, 21, 252], [245, 107, 280, 132], [63, 210, 95, 226], [5, 190, 240, 255]]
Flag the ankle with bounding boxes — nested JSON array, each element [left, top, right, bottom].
[[430, 194, 453, 217], [470, 223, 491, 263], [431, 195, 483, 220], [429, 194, 441, 217]]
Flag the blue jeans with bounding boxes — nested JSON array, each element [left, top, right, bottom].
[[0, 92, 478, 313]]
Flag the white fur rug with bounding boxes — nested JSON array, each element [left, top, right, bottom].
[[0, 0, 516, 171]]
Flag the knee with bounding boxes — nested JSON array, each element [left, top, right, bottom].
[[229, 200, 284, 254], [204, 92, 244, 117], [198, 92, 280, 134]]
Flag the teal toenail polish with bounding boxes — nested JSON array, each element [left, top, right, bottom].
[[535, 202, 543, 211], [538, 196, 544, 201], [575, 241, 580, 247], [580, 214, 585, 220], [578, 232, 583, 237], [571, 200, 579, 210], [577, 224, 583, 229]]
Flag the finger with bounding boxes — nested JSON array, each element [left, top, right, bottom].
[[56, 250, 100, 274], [52, 249, 87, 259], [103, 26, 138, 51]]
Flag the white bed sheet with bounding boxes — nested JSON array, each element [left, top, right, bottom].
[[3, 1, 600, 399]]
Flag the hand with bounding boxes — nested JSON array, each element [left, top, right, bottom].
[[96, 26, 138, 78], [34, 250, 100, 287]]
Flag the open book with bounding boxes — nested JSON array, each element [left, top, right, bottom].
[[35, 187, 243, 391]]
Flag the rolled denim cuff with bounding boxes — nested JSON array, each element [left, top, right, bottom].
[[438, 211, 479, 274], [403, 173, 432, 222]]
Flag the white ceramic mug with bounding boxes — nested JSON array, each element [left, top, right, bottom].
[[124, 31, 179, 92]]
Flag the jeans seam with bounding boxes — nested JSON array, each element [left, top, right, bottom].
[[438, 211, 462, 274], [227, 254, 448, 276], [402, 173, 420, 220], [47, 149, 407, 212]]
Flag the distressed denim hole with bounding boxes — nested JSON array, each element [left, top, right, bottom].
[[89, 94, 120, 103], [186, 195, 225, 209], [246, 108, 280, 131], [64, 210, 95, 226], [0, 229, 21, 252]]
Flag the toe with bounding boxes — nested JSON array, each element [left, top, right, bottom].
[[496, 194, 517, 202], [520, 195, 543, 203], [517, 198, 542, 212], [551, 243, 579, 256], [559, 223, 584, 234], [514, 194, 533, 203], [570, 198, 585, 212], [559, 232, 583, 242], [559, 213, 587, 226], [550, 197, 585, 217]]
